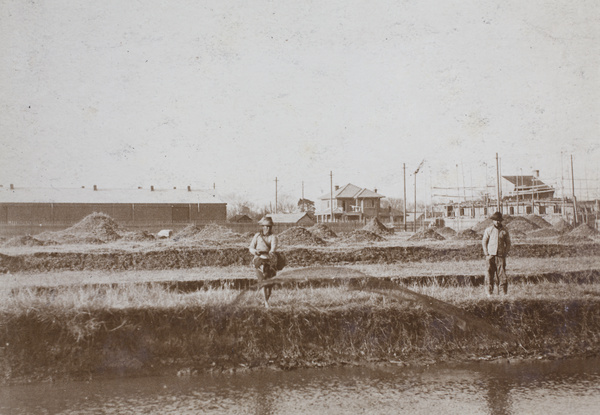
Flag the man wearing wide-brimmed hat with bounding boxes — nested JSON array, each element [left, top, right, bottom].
[[482, 212, 512, 296], [249, 216, 279, 307]]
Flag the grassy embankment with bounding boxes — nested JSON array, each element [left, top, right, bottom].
[[1, 215, 600, 383], [2, 266, 600, 383]]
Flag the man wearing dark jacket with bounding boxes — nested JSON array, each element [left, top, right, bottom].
[[482, 212, 511, 295]]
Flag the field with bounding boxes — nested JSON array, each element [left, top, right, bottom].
[[1, 213, 600, 383]]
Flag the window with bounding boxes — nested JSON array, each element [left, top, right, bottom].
[[509, 207, 514, 215], [539, 206, 546, 214]]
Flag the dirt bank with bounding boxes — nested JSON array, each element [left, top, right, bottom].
[[2, 299, 599, 383], [1, 243, 599, 273]]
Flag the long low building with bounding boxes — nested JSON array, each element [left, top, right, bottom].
[[0, 185, 227, 225]]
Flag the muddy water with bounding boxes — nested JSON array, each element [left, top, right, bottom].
[[1, 358, 599, 415]]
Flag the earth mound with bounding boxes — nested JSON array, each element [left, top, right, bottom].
[[525, 214, 553, 228], [362, 218, 394, 235], [38, 212, 122, 244], [436, 227, 457, 237], [408, 229, 445, 241], [342, 230, 385, 243], [557, 235, 593, 244], [2, 235, 54, 247], [568, 223, 599, 238], [278, 227, 326, 246], [174, 223, 246, 243], [119, 230, 156, 241], [454, 229, 482, 240], [308, 223, 337, 239], [527, 228, 561, 238], [504, 216, 540, 233], [551, 218, 573, 233], [510, 229, 527, 240]]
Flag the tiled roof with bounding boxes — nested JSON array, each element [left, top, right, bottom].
[[0, 186, 225, 204], [319, 183, 385, 200]]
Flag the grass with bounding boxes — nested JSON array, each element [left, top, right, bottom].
[[2, 256, 598, 290], [3, 279, 600, 315]]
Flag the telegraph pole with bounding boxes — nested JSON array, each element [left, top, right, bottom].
[[403, 163, 407, 231], [571, 155, 578, 224], [274, 177, 278, 214], [495, 153, 501, 213], [330, 171, 334, 223]]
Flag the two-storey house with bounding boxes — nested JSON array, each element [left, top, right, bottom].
[[316, 183, 385, 222]]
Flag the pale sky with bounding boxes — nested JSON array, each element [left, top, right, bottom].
[[1, 0, 598, 207]]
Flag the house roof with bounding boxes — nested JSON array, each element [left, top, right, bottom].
[[319, 183, 385, 200], [503, 176, 551, 188], [0, 186, 226, 204], [266, 212, 315, 224]]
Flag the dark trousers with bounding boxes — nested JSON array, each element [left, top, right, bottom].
[[253, 256, 275, 281], [485, 255, 508, 294]]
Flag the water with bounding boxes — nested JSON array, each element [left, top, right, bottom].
[[1, 357, 599, 415]]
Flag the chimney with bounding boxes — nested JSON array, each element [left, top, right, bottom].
[[150, 185, 154, 191], [187, 185, 191, 192], [374, 188, 377, 193], [10, 184, 14, 190], [534, 170, 539, 178], [334, 185, 339, 191], [93, 185, 97, 191]]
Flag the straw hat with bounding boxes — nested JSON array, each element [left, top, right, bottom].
[[258, 216, 274, 226]]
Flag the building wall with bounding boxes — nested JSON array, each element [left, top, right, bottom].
[[0, 203, 227, 224]]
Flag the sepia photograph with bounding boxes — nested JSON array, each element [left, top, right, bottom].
[[1, 0, 599, 413]]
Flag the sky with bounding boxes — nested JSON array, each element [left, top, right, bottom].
[[1, 0, 599, 208]]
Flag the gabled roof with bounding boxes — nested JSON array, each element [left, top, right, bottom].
[[266, 212, 315, 224], [0, 186, 225, 204], [319, 183, 385, 200]]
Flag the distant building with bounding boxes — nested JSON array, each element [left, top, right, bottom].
[[316, 183, 385, 222], [0, 185, 226, 225], [229, 214, 254, 223], [267, 212, 315, 226]]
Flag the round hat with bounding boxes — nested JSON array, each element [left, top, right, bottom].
[[258, 216, 274, 226], [490, 212, 503, 221]]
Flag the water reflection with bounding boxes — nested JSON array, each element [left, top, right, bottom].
[[1, 358, 599, 415]]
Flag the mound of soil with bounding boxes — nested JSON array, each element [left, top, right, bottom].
[[278, 227, 326, 246], [454, 229, 482, 240], [551, 218, 573, 233], [342, 230, 385, 242], [525, 214, 553, 228], [408, 229, 445, 241], [568, 223, 599, 238], [510, 229, 527, 240], [436, 227, 457, 238], [308, 223, 337, 239], [362, 218, 394, 235], [174, 223, 245, 243], [557, 235, 593, 244], [120, 230, 156, 241], [2, 235, 53, 247], [504, 216, 540, 233], [528, 228, 561, 238], [38, 212, 122, 244]]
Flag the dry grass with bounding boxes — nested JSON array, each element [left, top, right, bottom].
[[3, 279, 599, 316]]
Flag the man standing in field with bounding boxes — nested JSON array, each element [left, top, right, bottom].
[[482, 212, 511, 296], [249, 216, 279, 308]]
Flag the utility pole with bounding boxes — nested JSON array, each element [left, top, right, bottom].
[[495, 153, 501, 213], [571, 155, 578, 224], [330, 171, 334, 223], [403, 163, 407, 231], [414, 160, 425, 231], [275, 177, 278, 214]]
